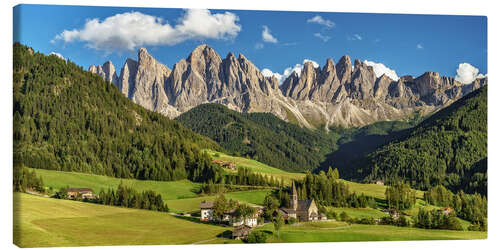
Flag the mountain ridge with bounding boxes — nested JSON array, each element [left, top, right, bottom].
[[90, 44, 487, 128]]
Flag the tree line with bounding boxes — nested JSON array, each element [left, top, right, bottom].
[[424, 185, 487, 229], [291, 169, 377, 208], [13, 164, 44, 193], [55, 183, 169, 212]]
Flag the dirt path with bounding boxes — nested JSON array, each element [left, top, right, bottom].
[[190, 238, 218, 244]]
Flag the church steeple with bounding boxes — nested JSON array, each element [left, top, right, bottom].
[[290, 181, 298, 210]]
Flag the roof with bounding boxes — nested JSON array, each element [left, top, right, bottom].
[[232, 225, 252, 236], [297, 200, 314, 211], [67, 188, 93, 193], [200, 201, 215, 209], [280, 208, 296, 214]]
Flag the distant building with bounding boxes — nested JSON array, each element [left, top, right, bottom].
[[381, 208, 400, 219], [232, 225, 253, 240], [67, 188, 94, 199], [370, 180, 384, 185], [211, 160, 237, 170], [441, 207, 454, 215], [279, 182, 320, 222]]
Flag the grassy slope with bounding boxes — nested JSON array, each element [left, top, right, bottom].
[[32, 168, 200, 200], [204, 149, 305, 184], [13, 193, 237, 247], [167, 190, 273, 213], [30, 168, 273, 213], [258, 221, 486, 242]]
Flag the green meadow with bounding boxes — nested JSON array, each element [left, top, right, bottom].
[[31, 168, 201, 200], [258, 221, 487, 242], [204, 149, 305, 183], [13, 193, 236, 247], [167, 189, 273, 213]]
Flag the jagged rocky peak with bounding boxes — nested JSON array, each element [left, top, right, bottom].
[[336, 55, 353, 85], [89, 45, 487, 128], [89, 61, 118, 86]]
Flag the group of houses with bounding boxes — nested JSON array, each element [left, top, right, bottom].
[[66, 188, 95, 199], [199, 182, 327, 239], [199, 201, 263, 227], [211, 160, 237, 170]]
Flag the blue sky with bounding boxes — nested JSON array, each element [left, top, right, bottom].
[[13, 4, 487, 82]]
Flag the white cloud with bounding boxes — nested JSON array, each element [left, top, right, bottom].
[[261, 59, 319, 84], [53, 9, 241, 51], [261, 68, 283, 82], [313, 33, 331, 42], [347, 34, 362, 41], [363, 60, 399, 81], [307, 15, 335, 28], [417, 44, 424, 49], [455, 62, 486, 84], [262, 25, 278, 43], [254, 42, 264, 50], [49, 52, 65, 60]]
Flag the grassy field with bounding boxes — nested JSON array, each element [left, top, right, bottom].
[[203, 149, 305, 183], [13, 193, 237, 247], [31, 168, 200, 200], [340, 180, 424, 200], [14, 193, 486, 247], [30, 168, 274, 213], [167, 189, 273, 213], [258, 220, 487, 242], [327, 207, 387, 219]]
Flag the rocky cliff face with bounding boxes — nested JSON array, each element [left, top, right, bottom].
[[89, 44, 487, 129]]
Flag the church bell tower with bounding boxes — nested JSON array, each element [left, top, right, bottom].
[[290, 181, 298, 210]]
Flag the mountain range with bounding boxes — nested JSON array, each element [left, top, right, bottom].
[[90, 45, 487, 128]]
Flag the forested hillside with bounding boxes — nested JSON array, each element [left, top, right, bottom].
[[176, 104, 339, 172], [13, 43, 222, 182], [359, 86, 487, 194]]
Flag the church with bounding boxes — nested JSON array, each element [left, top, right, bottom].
[[279, 181, 320, 222]]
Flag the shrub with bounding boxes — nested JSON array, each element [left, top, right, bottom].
[[288, 217, 296, 225], [247, 231, 268, 243], [339, 211, 350, 221]]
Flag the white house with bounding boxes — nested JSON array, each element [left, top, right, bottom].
[[200, 201, 215, 221]]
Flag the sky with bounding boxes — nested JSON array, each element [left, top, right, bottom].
[[13, 4, 487, 84]]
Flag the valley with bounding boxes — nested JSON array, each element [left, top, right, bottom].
[[12, 42, 488, 247]]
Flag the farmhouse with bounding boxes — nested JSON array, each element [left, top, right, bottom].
[[67, 188, 94, 199], [279, 182, 320, 222], [381, 208, 400, 219], [232, 225, 252, 240], [441, 207, 454, 215], [200, 201, 215, 221], [211, 160, 237, 170]]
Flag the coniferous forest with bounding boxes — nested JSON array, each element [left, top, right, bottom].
[[359, 86, 487, 195], [13, 43, 223, 182]]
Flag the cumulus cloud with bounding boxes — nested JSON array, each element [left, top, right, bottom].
[[313, 33, 331, 42], [254, 42, 264, 50], [307, 15, 335, 28], [455, 62, 486, 84], [262, 25, 278, 43], [49, 52, 65, 60], [261, 68, 283, 82], [261, 59, 319, 84], [417, 44, 424, 49], [363, 60, 399, 81], [53, 9, 241, 51]]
